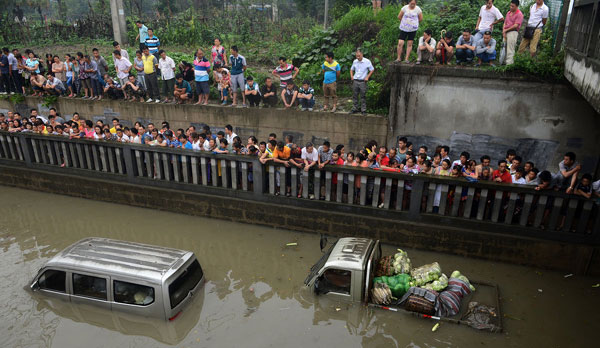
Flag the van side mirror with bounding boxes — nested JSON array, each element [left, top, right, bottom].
[[30, 280, 40, 291]]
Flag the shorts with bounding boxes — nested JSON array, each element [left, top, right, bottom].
[[81, 78, 92, 90], [399, 30, 416, 41], [221, 88, 229, 97], [186, 93, 193, 99], [230, 73, 245, 92], [66, 76, 73, 87], [196, 81, 210, 95]]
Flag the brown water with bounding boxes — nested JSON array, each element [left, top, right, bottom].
[[0, 186, 597, 348]]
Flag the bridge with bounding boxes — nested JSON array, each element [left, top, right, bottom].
[[0, 131, 598, 275], [564, 0, 600, 113]]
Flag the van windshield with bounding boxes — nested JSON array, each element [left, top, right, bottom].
[[169, 259, 203, 309], [304, 243, 335, 286]]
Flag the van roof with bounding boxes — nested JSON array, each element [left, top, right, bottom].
[[324, 237, 373, 272], [44, 238, 193, 283]]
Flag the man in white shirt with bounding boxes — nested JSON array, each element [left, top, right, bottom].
[[349, 49, 374, 115], [112, 41, 129, 65], [473, 0, 504, 44], [518, 0, 549, 57], [158, 50, 176, 103], [225, 124, 237, 145], [416, 29, 436, 64], [113, 50, 132, 86]]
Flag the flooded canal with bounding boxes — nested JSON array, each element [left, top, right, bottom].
[[0, 186, 597, 347]]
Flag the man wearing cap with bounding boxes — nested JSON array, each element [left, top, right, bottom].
[[475, 31, 497, 67]]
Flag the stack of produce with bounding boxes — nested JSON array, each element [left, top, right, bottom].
[[374, 274, 412, 298], [392, 249, 411, 275], [421, 273, 448, 291], [374, 256, 395, 277], [451, 270, 476, 291], [409, 262, 442, 287], [371, 282, 393, 305]]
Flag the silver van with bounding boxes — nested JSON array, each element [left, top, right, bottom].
[[29, 237, 205, 321]]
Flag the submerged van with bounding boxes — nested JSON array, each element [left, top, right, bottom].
[[29, 237, 205, 320]]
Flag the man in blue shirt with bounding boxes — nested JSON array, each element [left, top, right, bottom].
[[135, 21, 149, 51], [229, 46, 247, 107], [321, 52, 340, 112]]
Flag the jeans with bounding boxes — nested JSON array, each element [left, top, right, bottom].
[[90, 78, 101, 96], [352, 80, 367, 112], [477, 50, 497, 63], [456, 48, 474, 63], [299, 98, 315, 109], [145, 72, 160, 99]]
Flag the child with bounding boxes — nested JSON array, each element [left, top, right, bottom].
[[219, 66, 230, 105], [574, 174, 593, 199]]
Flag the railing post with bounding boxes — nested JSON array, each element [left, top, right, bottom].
[[252, 159, 264, 196], [409, 178, 424, 218], [17, 133, 34, 168], [121, 144, 135, 181]]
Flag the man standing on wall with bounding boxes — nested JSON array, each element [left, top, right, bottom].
[[229, 46, 247, 107], [350, 49, 374, 116], [473, 0, 504, 44], [142, 46, 160, 103], [145, 29, 161, 61], [321, 52, 340, 112], [502, 0, 523, 65], [193, 49, 211, 105], [135, 21, 149, 51], [518, 0, 548, 57], [272, 57, 298, 89]]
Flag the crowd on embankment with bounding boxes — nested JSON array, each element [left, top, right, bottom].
[[0, 0, 552, 115]]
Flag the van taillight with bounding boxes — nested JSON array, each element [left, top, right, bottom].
[[169, 311, 182, 321]]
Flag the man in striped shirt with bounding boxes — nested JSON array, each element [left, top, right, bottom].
[[272, 57, 298, 88], [193, 49, 211, 105], [145, 29, 160, 58]]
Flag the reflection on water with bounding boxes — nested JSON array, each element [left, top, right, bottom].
[[0, 186, 598, 347]]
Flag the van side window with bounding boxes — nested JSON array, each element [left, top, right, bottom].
[[73, 273, 107, 300], [318, 269, 351, 295], [38, 269, 66, 292], [114, 280, 155, 306]]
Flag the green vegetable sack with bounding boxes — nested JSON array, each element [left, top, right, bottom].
[[421, 273, 448, 291], [450, 270, 476, 291], [410, 262, 442, 287], [392, 249, 412, 275], [375, 274, 412, 298]]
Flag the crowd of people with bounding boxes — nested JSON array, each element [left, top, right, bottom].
[[1, 108, 597, 203], [397, 0, 549, 66], [0, 18, 372, 114]]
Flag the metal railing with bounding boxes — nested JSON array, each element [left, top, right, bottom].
[[1, 131, 598, 244]]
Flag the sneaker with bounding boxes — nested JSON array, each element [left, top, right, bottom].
[[301, 108, 307, 111], [378, 203, 385, 208], [308, 108, 313, 111], [146, 98, 153, 103], [82, 96, 88, 99], [222, 101, 227, 105], [155, 99, 160, 103], [0, 92, 7, 95], [242, 104, 248, 108], [9, 92, 14, 95], [361, 111, 367, 116], [416, 61, 421, 65], [309, 194, 315, 200], [331, 106, 337, 112]]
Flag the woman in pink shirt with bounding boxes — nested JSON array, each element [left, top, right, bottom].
[[83, 120, 95, 139]]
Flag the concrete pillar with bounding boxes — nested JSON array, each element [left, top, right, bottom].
[[110, 0, 128, 45]]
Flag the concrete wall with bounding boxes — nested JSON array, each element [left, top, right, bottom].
[[388, 64, 600, 174], [564, 48, 600, 114], [0, 97, 387, 152], [1, 164, 598, 275]]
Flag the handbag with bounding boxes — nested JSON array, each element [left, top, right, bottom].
[[523, 20, 542, 39]]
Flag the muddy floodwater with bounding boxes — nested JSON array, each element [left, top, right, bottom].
[[0, 186, 597, 347]]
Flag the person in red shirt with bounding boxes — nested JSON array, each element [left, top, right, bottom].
[[492, 159, 512, 183], [376, 146, 390, 167]]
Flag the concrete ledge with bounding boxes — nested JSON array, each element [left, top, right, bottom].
[[1, 164, 597, 275]]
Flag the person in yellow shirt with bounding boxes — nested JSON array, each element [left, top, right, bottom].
[[109, 117, 120, 134], [141, 46, 160, 103]]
